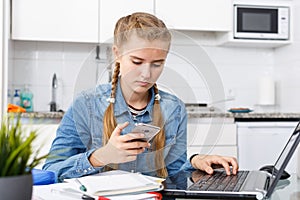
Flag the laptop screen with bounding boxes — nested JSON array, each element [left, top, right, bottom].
[[267, 122, 300, 197]]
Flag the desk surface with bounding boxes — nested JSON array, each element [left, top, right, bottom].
[[32, 174, 300, 200]]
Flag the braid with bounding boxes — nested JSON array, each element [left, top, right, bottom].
[[103, 62, 120, 144], [152, 84, 168, 178], [110, 62, 120, 99], [102, 62, 120, 171]]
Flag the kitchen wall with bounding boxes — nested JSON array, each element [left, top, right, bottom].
[[9, 39, 281, 112], [274, 0, 300, 113]]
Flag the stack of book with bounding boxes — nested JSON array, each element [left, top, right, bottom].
[[33, 170, 164, 200]]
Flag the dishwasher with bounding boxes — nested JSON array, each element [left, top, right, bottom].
[[237, 121, 299, 173]]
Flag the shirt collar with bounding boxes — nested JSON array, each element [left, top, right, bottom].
[[113, 80, 155, 120]]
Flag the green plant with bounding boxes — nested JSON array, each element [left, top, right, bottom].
[[0, 115, 47, 177]]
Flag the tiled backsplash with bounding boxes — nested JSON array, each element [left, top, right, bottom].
[[8, 35, 300, 113]]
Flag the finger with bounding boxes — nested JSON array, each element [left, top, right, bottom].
[[227, 157, 239, 175], [216, 159, 231, 175], [203, 165, 214, 175], [122, 140, 150, 149], [111, 122, 129, 137], [122, 133, 145, 142], [125, 147, 146, 155]]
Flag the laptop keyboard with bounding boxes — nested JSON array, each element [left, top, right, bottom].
[[189, 170, 249, 192]]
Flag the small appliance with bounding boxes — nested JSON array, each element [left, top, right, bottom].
[[234, 4, 290, 40]]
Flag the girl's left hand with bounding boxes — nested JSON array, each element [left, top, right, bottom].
[[191, 154, 239, 175]]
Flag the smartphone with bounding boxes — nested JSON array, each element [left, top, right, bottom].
[[131, 123, 161, 142]]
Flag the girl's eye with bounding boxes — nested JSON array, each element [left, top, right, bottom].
[[132, 60, 142, 65], [151, 63, 163, 68]]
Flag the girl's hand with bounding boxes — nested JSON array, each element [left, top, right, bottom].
[[89, 122, 150, 167], [191, 154, 239, 175]]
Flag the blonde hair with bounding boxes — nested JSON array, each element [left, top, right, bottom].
[[103, 12, 171, 177]]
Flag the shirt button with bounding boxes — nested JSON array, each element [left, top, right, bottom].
[[83, 169, 88, 173]]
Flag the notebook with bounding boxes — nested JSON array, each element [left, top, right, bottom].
[[66, 171, 164, 197], [162, 121, 300, 200]]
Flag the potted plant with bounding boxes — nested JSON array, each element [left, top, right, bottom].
[[0, 114, 47, 199]]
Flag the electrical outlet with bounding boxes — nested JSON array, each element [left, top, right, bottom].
[[226, 88, 236, 100]]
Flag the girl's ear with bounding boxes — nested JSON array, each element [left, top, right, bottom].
[[112, 45, 120, 62]]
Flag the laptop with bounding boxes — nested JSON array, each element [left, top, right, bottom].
[[162, 121, 300, 200]]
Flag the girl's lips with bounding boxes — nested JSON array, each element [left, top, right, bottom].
[[137, 81, 150, 87]]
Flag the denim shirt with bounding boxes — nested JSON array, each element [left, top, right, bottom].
[[43, 82, 194, 182]]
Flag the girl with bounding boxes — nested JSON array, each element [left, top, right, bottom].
[[43, 12, 238, 182]]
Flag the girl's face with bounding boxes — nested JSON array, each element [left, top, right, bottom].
[[113, 34, 169, 97]]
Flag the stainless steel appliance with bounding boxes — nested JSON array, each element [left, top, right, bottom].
[[50, 73, 57, 112]]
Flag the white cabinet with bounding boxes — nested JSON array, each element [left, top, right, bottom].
[[187, 118, 237, 158], [12, 0, 99, 43], [155, 0, 232, 31], [22, 124, 59, 169], [12, 0, 231, 43], [99, 0, 154, 43], [237, 122, 298, 173], [11, 0, 154, 43]]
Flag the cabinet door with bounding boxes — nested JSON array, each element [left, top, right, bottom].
[[22, 124, 59, 169], [99, 0, 154, 43], [187, 122, 237, 158], [188, 123, 237, 146], [155, 0, 232, 31], [237, 122, 298, 173], [12, 0, 99, 43]]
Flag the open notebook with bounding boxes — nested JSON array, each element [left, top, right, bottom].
[[66, 170, 164, 197]]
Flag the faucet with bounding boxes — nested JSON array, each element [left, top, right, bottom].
[[50, 73, 57, 112]]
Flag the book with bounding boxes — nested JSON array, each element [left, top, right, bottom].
[[67, 171, 164, 197]]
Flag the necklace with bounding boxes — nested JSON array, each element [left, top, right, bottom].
[[127, 104, 147, 117]]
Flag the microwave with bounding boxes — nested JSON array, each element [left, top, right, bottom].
[[234, 5, 290, 40]]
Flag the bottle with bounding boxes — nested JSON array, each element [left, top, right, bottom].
[[12, 89, 21, 106], [7, 89, 12, 104], [20, 85, 33, 112]]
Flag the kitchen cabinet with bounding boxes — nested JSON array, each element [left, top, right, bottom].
[[187, 118, 237, 158], [11, 0, 154, 43], [99, 0, 154, 43], [12, 0, 231, 43], [12, 0, 99, 43], [22, 124, 59, 169], [155, 0, 232, 31], [237, 122, 298, 173]]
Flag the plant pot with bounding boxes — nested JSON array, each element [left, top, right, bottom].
[[0, 174, 33, 200]]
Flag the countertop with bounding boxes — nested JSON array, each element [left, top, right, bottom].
[[16, 110, 300, 123], [187, 111, 300, 121], [20, 111, 64, 119]]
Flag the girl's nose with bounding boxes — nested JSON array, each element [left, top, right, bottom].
[[140, 64, 151, 80]]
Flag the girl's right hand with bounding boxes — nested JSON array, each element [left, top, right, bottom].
[[89, 122, 151, 167]]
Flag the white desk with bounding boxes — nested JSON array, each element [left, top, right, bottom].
[[32, 174, 300, 200]]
